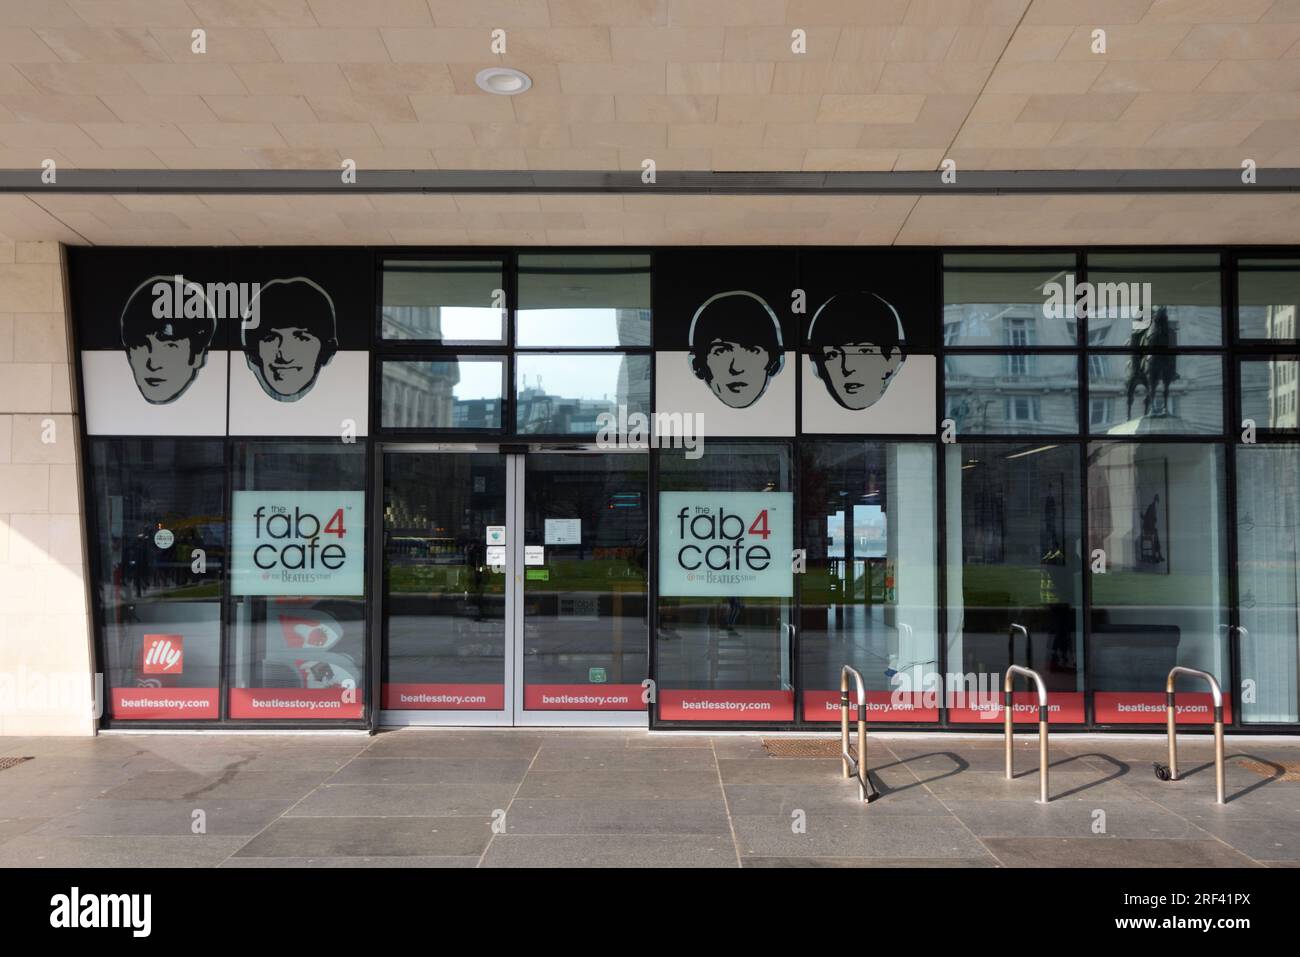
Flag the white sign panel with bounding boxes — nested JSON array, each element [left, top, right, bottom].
[[659, 491, 793, 597], [544, 518, 581, 545], [231, 490, 365, 596], [525, 545, 545, 566]]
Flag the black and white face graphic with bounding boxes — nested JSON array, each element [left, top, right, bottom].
[[241, 278, 338, 402], [808, 292, 906, 411], [688, 291, 785, 409], [120, 276, 216, 405]]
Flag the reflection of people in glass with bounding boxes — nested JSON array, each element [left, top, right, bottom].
[[120, 276, 216, 404], [1140, 494, 1164, 564], [687, 291, 784, 409], [808, 292, 905, 411], [1039, 495, 1074, 672], [241, 278, 337, 402]]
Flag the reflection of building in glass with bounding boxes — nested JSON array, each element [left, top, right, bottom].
[[1270, 306, 1296, 428], [516, 308, 652, 435], [944, 353, 1078, 434], [945, 296, 1225, 434], [383, 360, 459, 428]]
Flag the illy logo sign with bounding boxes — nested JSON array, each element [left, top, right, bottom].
[[142, 635, 183, 675]]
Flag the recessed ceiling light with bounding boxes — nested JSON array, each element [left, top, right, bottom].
[[476, 67, 532, 95]]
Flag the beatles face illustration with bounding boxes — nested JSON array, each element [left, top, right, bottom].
[[687, 291, 785, 409], [241, 278, 338, 402], [120, 276, 216, 405], [808, 292, 906, 411]]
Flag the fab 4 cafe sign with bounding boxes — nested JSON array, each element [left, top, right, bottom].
[[232, 491, 365, 596], [659, 491, 793, 597]]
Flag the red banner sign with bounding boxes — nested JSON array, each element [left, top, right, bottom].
[[658, 689, 795, 721], [111, 687, 218, 720], [947, 691, 1086, 723], [382, 683, 505, 710], [1094, 692, 1231, 724], [802, 690, 939, 722], [229, 687, 363, 719], [525, 684, 644, 711]]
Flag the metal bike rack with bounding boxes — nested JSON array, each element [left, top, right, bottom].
[[1008, 622, 1030, 670], [1153, 666, 1226, 805], [840, 665, 880, 803], [1004, 661, 1050, 803]]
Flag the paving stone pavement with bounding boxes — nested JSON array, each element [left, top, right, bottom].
[[0, 731, 1298, 868]]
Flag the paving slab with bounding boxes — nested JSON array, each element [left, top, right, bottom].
[[981, 837, 1262, 868], [0, 731, 1296, 867], [502, 798, 731, 835], [234, 816, 493, 858], [480, 834, 736, 867]]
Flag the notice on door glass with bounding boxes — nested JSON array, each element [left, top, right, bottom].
[[544, 518, 581, 545], [485, 525, 506, 546], [485, 545, 506, 566], [525, 545, 545, 566]]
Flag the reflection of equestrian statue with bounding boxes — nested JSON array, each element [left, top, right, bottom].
[[1125, 307, 1178, 419]]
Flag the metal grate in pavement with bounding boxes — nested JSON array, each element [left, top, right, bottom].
[[761, 738, 841, 758], [1234, 758, 1300, 781], [0, 756, 33, 771]]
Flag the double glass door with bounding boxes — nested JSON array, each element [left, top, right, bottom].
[[381, 445, 649, 726]]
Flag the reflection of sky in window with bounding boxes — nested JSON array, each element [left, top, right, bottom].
[[517, 308, 626, 347], [452, 360, 504, 401], [516, 354, 631, 400], [440, 306, 503, 341]]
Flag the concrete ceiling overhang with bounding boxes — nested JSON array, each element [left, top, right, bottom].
[[2, 0, 1300, 246]]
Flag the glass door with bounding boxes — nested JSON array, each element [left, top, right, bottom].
[[517, 449, 649, 725], [382, 445, 512, 725], [380, 444, 649, 726]]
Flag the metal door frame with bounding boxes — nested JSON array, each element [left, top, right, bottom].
[[379, 442, 649, 728]]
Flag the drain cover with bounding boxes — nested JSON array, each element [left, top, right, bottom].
[[0, 756, 33, 771], [761, 738, 841, 758], [1234, 758, 1300, 781]]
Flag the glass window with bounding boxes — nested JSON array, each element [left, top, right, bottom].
[[1088, 353, 1223, 435], [515, 353, 650, 436], [1238, 258, 1300, 343], [944, 353, 1079, 435], [90, 439, 225, 720], [380, 358, 506, 430], [943, 253, 1078, 348], [1088, 442, 1230, 723], [1236, 443, 1300, 723], [516, 253, 651, 348], [1085, 253, 1222, 347], [228, 442, 368, 721], [656, 442, 795, 722], [1239, 357, 1300, 432], [945, 443, 1084, 720], [799, 442, 938, 722], [381, 259, 506, 344]]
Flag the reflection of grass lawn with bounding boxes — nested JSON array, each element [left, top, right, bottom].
[[152, 583, 221, 600], [955, 565, 1226, 606], [389, 560, 642, 595]]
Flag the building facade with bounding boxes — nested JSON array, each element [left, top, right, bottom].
[[3, 243, 1298, 734]]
